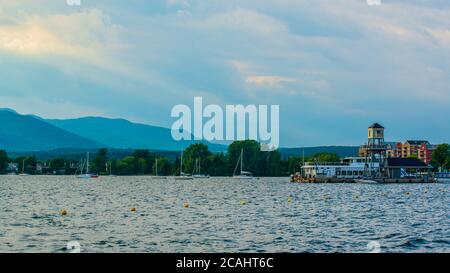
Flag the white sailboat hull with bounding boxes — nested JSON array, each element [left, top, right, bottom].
[[175, 176, 194, 181], [77, 174, 98, 179]]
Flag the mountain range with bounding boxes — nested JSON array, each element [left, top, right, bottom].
[[0, 108, 224, 152], [0, 108, 359, 157]]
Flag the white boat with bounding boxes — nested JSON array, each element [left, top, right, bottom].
[[435, 172, 450, 184], [233, 149, 254, 180], [151, 158, 167, 179], [77, 152, 98, 179], [192, 158, 209, 179], [175, 152, 193, 181]]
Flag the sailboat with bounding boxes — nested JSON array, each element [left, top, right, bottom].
[[19, 159, 30, 176], [233, 149, 254, 179], [192, 158, 210, 179], [151, 158, 167, 179], [77, 152, 98, 179], [175, 151, 193, 181]]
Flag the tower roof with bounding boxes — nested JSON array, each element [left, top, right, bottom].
[[369, 123, 384, 129]]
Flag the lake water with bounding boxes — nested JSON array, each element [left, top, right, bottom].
[[0, 176, 448, 253]]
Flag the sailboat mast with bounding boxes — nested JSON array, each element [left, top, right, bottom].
[[86, 152, 90, 174], [180, 152, 183, 176], [240, 149, 243, 174]]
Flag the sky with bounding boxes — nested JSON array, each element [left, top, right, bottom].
[[0, 0, 449, 147]]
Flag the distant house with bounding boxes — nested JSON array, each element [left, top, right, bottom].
[[383, 157, 431, 179]]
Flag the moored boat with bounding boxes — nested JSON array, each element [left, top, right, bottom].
[[175, 152, 193, 181], [76, 152, 98, 179], [233, 149, 254, 180]]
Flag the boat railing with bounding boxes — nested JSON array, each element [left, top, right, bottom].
[[303, 162, 350, 166]]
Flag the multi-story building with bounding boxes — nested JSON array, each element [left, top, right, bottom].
[[359, 137, 434, 165], [395, 140, 434, 164]]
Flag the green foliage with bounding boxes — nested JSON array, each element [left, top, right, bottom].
[[310, 152, 340, 163], [50, 158, 66, 172], [92, 148, 109, 174], [0, 150, 8, 174], [182, 143, 212, 175], [152, 157, 171, 176], [431, 144, 450, 170], [1, 144, 349, 177], [227, 140, 261, 175], [207, 153, 227, 176]]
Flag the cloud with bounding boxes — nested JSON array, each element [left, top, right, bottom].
[[0, 0, 449, 146], [246, 76, 296, 87], [0, 9, 123, 59]]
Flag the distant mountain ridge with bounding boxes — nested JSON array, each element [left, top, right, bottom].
[[0, 110, 103, 151], [46, 116, 226, 152], [1, 108, 359, 157]]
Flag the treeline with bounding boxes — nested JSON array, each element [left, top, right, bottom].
[[431, 144, 450, 171], [2, 142, 448, 176], [0, 140, 340, 176]]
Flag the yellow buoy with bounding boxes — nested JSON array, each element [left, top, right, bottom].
[[240, 200, 247, 205], [130, 207, 137, 212], [60, 209, 68, 216], [288, 196, 293, 203], [183, 202, 189, 208]]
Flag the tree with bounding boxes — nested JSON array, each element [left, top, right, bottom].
[[0, 150, 8, 174], [152, 157, 171, 176], [431, 144, 450, 171], [227, 140, 261, 176], [207, 153, 227, 176], [93, 148, 109, 174], [311, 152, 340, 163], [286, 156, 303, 174], [133, 149, 154, 174], [50, 158, 66, 173], [116, 156, 135, 175], [267, 150, 282, 176], [183, 143, 212, 175]]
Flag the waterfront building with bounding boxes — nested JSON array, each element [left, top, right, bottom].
[[383, 157, 432, 180], [360, 139, 434, 165], [295, 123, 434, 183], [395, 140, 434, 164]]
